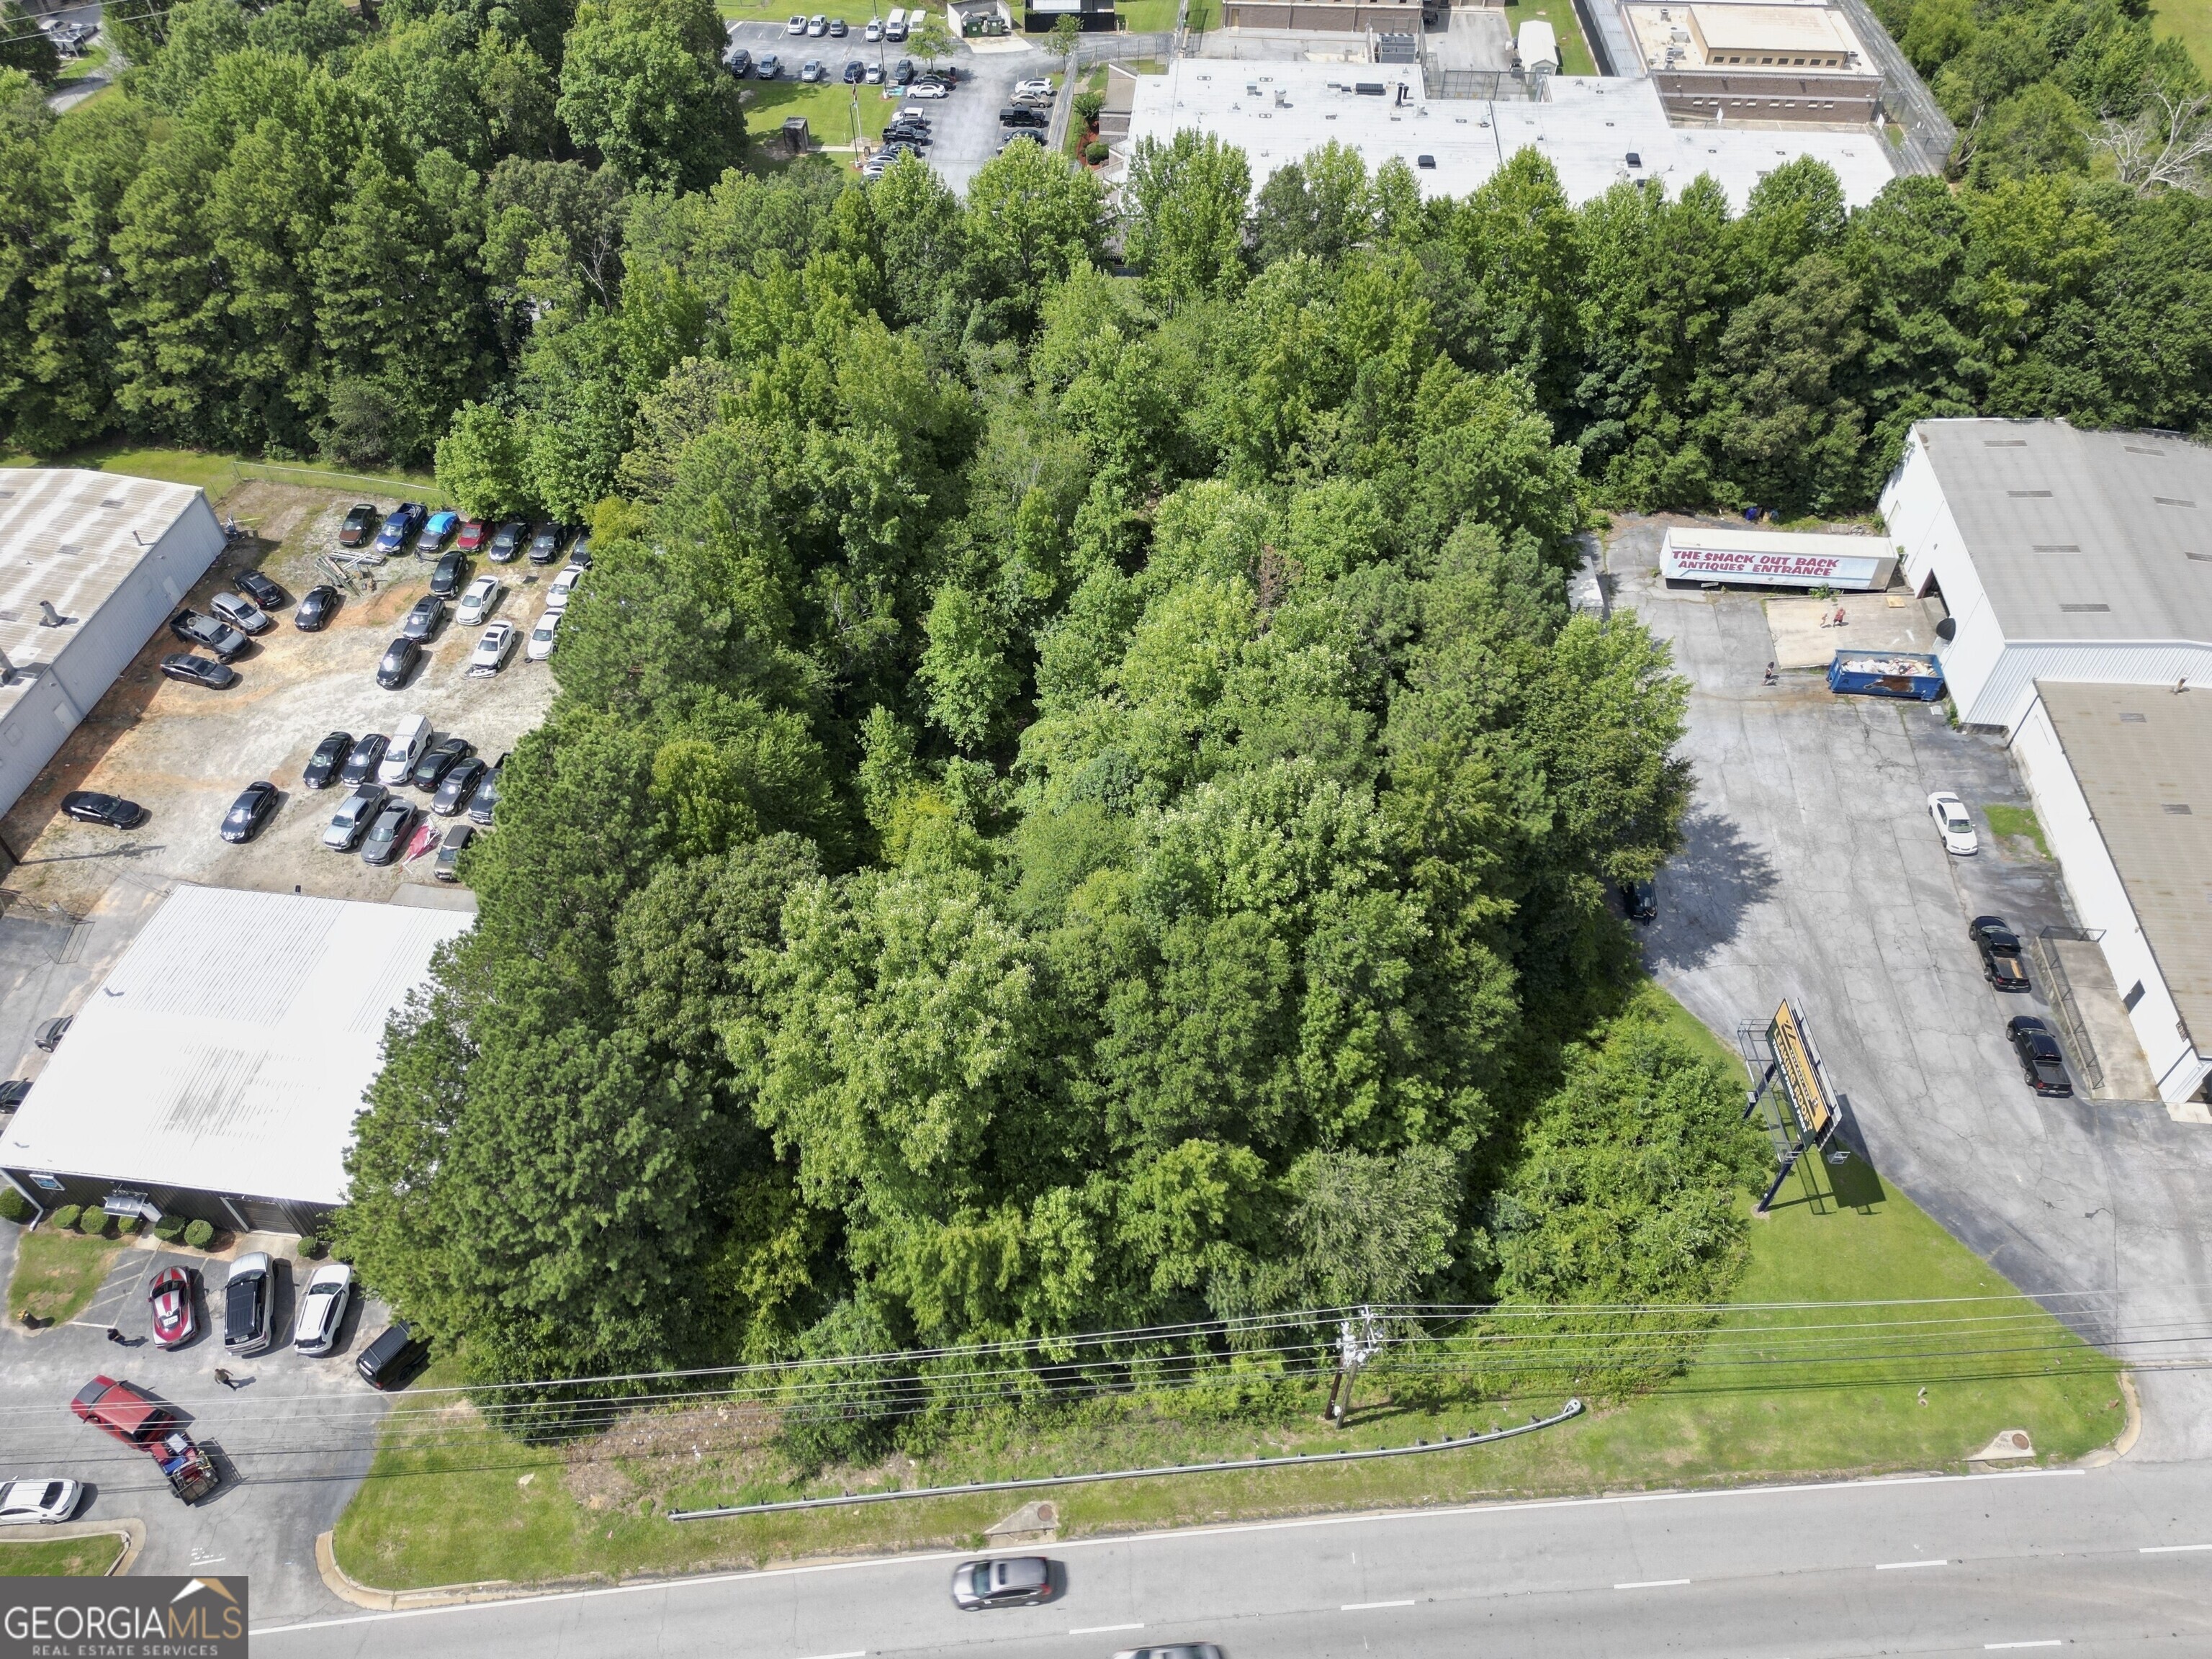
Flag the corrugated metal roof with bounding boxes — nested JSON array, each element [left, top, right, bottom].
[[0, 886, 471, 1207], [2038, 681, 2212, 1048], [0, 468, 209, 713], [1913, 421, 2212, 646]]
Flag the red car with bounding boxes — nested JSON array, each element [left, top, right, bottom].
[[71, 1377, 219, 1503], [148, 1265, 197, 1349], [454, 518, 488, 553]]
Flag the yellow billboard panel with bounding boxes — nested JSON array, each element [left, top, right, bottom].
[[1770, 999, 1835, 1139]]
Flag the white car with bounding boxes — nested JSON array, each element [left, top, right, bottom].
[[807, 12, 828, 32], [322, 785, 385, 850], [544, 564, 585, 613], [0, 1479, 81, 1526], [786, 12, 805, 30], [525, 610, 562, 662], [864, 16, 881, 38], [455, 575, 500, 628], [1013, 77, 1053, 99], [908, 78, 948, 99], [1928, 791, 1979, 855], [292, 1262, 354, 1356], [470, 620, 518, 676]]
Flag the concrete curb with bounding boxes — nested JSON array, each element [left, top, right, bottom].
[[0, 1519, 145, 1575], [317, 1532, 608, 1613], [2077, 1371, 2141, 1468]]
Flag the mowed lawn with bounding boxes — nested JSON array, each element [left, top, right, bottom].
[[2154, 0, 2212, 71], [7, 1231, 122, 1327], [0, 1536, 126, 1577], [333, 994, 2119, 1593]]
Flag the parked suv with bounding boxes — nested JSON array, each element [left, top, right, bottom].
[[223, 1253, 275, 1355]]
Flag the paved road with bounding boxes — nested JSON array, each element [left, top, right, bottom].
[[258, 1460, 2212, 1653], [1612, 521, 2212, 1462]]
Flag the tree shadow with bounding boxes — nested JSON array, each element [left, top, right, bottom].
[[1643, 806, 1777, 974]]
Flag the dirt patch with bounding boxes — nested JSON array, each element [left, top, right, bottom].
[[561, 1402, 786, 1511]]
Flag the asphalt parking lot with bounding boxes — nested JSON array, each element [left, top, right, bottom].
[[1611, 516, 2212, 1462], [0, 1224, 388, 1621], [0, 482, 561, 925]]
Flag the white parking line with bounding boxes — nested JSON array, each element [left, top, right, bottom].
[[1875, 1559, 1949, 1570], [1068, 1626, 1142, 1636], [2140, 1543, 2212, 1553], [1341, 1599, 1415, 1611], [1614, 1579, 1690, 1590]]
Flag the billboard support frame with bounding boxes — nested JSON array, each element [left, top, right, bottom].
[[1737, 999, 1845, 1214]]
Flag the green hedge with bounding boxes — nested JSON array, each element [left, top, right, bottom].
[[0, 1187, 30, 1224], [51, 1204, 81, 1232], [78, 1206, 109, 1237], [153, 1215, 186, 1242], [184, 1219, 215, 1249]]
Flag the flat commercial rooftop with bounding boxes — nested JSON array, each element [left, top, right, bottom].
[[1120, 63, 1899, 207], [2038, 683, 2212, 1045], [0, 886, 472, 1207], [1912, 421, 2212, 646], [0, 469, 207, 718]]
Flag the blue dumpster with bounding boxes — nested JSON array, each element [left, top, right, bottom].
[[1827, 650, 1943, 701]]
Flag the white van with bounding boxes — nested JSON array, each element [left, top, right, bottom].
[[378, 713, 432, 785], [885, 6, 909, 39]]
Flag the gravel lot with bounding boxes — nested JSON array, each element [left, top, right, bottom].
[[0, 482, 560, 922]]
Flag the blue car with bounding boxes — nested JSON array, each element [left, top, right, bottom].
[[415, 508, 460, 553], [374, 502, 428, 554]]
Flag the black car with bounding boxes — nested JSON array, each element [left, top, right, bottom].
[[487, 520, 528, 563], [1970, 917, 2031, 992], [1620, 878, 1657, 922], [33, 1016, 71, 1052], [338, 503, 380, 547], [358, 1321, 431, 1390], [843, 58, 864, 81], [526, 522, 566, 565], [377, 637, 423, 689], [410, 735, 474, 792], [293, 584, 341, 631], [999, 105, 1049, 129], [433, 756, 487, 816], [430, 550, 468, 598], [401, 594, 446, 640], [0, 1079, 29, 1113], [567, 536, 593, 570], [160, 652, 237, 689], [235, 570, 285, 611], [220, 781, 279, 843], [433, 822, 476, 881], [361, 799, 417, 866], [168, 608, 248, 661], [467, 757, 503, 825], [892, 56, 914, 83], [60, 791, 148, 829], [725, 45, 752, 74], [339, 732, 390, 787], [224, 1255, 274, 1355], [2007, 1015, 2072, 1097], [303, 731, 354, 791]]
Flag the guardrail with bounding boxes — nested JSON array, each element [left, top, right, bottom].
[[667, 1398, 1583, 1521]]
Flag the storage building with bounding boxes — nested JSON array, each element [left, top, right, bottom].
[[0, 886, 472, 1235], [0, 469, 227, 823]]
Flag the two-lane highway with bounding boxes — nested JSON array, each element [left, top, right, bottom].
[[261, 1459, 2212, 1655]]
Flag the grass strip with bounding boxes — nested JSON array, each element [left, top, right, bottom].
[[0, 1536, 126, 1578], [7, 1230, 122, 1328]]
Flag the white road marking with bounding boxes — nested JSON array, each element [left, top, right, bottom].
[[1874, 1559, 1949, 1570], [2140, 1543, 2212, 1553], [796, 1650, 866, 1659], [1341, 1599, 1415, 1611], [248, 1468, 2086, 1637], [1069, 1625, 1143, 1636], [1984, 1643, 2062, 1651], [1614, 1578, 1691, 1590]]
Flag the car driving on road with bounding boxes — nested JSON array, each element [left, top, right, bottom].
[[951, 1555, 1051, 1609], [224, 1253, 275, 1354], [1927, 791, 1978, 855]]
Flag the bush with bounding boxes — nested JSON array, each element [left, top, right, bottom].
[[297, 1235, 323, 1259], [153, 1215, 186, 1242], [51, 1204, 81, 1232], [184, 1219, 215, 1250], [0, 1187, 30, 1223], [1074, 89, 1103, 127], [1084, 140, 1107, 165], [114, 1214, 140, 1236], [78, 1206, 109, 1237]]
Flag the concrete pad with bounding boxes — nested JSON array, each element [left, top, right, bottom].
[[1766, 591, 1941, 671], [2048, 936, 2161, 1104]]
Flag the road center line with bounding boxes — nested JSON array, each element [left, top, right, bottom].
[[795, 1650, 866, 1659], [1614, 1578, 1691, 1590], [2140, 1543, 2212, 1553], [1875, 1559, 1949, 1570], [1069, 1626, 1143, 1636], [1341, 1599, 1416, 1611], [1984, 1643, 2061, 1651]]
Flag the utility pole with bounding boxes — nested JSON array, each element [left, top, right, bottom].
[[1323, 1305, 1381, 1428]]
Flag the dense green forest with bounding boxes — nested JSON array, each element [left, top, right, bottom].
[[1, 0, 2207, 1395]]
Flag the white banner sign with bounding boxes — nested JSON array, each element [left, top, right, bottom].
[[1661, 529, 1896, 591]]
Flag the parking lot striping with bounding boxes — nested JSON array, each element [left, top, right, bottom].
[[1874, 1559, 1950, 1570], [1068, 1624, 1143, 1635], [2140, 1543, 2212, 1552], [1613, 1579, 1691, 1590], [1341, 1599, 1416, 1611]]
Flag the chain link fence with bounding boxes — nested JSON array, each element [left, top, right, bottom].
[[1830, 0, 1956, 176]]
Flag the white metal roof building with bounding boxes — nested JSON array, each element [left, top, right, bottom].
[[2010, 683, 2212, 1107], [1879, 420, 2212, 732], [0, 469, 227, 823], [0, 886, 472, 1234], [1115, 63, 1899, 208]]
